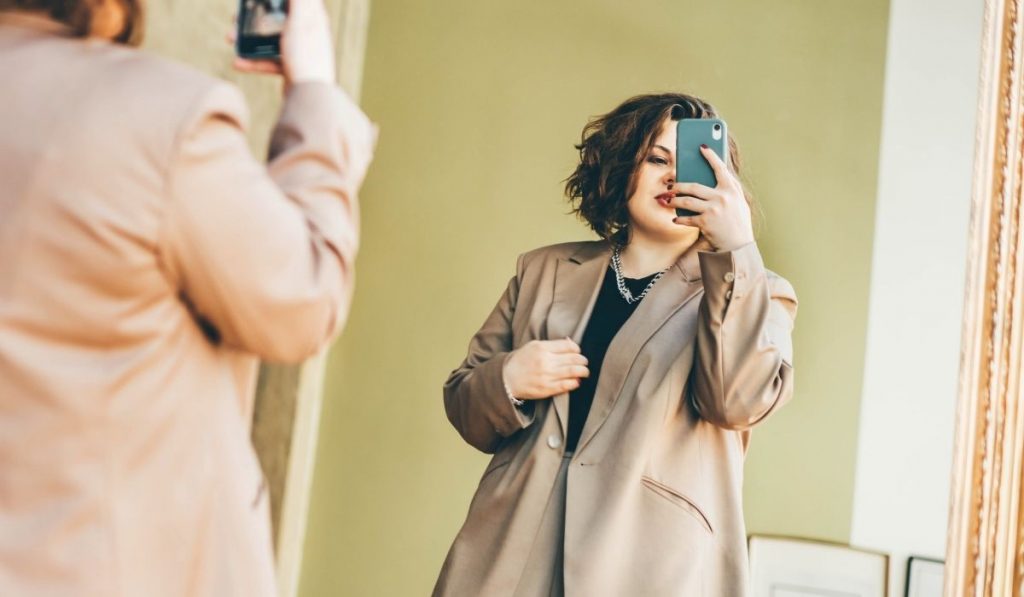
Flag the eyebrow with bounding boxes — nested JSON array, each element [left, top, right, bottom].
[[652, 144, 672, 154]]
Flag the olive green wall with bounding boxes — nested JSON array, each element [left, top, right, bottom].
[[301, 1, 890, 595]]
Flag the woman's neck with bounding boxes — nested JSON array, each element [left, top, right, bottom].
[[618, 231, 699, 278]]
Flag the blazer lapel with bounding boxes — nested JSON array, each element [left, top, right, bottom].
[[574, 239, 710, 453], [546, 242, 610, 437]]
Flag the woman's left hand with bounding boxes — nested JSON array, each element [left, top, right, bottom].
[[669, 146, 755, 252]]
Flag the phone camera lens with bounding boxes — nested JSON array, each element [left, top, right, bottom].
[[713, 124, 721, 131]]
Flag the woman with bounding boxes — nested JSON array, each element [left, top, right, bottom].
[[0, 1, 374, 595], [435, 94, 797, 596]]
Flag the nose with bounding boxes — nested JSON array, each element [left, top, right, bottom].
[[664, 172, 675, 186]]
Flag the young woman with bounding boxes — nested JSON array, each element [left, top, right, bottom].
[[0, 1, 373, 595], [434, 93, 797, 597]]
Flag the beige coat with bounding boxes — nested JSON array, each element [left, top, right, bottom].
[[435, 239, 797, 596], [0, 13, 375, 597]]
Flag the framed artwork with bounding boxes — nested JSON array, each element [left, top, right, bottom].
[[904, 557, 943, 597], [749, 535, 889, 597]]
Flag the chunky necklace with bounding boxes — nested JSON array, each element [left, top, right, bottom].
[[611, 246, 668, 305]]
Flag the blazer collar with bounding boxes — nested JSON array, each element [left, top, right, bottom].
[[566, 241, 608, 265], [545, 243, 611, 434], [574, 240, 709, 452], [545, 237, 710, 442], [547, 241, 611, 343]]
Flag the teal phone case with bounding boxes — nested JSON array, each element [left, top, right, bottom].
[[675, 118, 727, 217]]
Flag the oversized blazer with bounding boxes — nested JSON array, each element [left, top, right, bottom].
[[0, 12, 375, 597], [435, 239, 798, 596]]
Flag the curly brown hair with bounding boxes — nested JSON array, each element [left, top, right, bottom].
[[0, 0, 144, 45], [565, 93, 752, 246]]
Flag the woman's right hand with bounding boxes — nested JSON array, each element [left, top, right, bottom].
[[233, 0, 337, 87], [502, 339, 590, 400]]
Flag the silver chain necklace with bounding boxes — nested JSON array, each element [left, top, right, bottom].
[[611, 246, 668, 305]]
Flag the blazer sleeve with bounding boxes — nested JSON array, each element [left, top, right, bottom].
[[159, 80, 376, 363], [443, 254, 536, 454], [690, 242, 798, 430]]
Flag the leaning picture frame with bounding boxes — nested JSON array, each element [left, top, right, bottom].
[[904, 557, 943, 597], [748, 535, 889, 597]]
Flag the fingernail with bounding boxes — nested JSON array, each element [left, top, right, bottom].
[[700, 144, 708, 149]]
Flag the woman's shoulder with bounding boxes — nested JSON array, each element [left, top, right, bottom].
[[123, 53, 241, 119], [83, 47, 251, 164], [39, 40, 247, 155], [516, 239, 607, 271], [5, 21, 230, 118], [60, 38, 222, 100]]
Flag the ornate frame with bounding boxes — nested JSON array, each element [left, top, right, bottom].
[[945, 0, 1024, 593], [249, 1, 370, 596]]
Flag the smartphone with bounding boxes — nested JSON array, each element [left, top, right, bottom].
[[236, 0, 288, 59], [675, 118, 728, 217]]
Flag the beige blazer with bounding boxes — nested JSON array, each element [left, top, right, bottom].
[[0, 13, 375, 597], [435, 239, 797, 596]]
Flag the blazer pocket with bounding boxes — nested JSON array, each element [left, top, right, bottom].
[[641, 476, 714, 535]]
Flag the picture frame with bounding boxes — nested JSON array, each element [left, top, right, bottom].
[[904, 557, 943, 597], [748, 535, 889, 597]]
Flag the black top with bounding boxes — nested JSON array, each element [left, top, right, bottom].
[[565, 266, 659, 452]]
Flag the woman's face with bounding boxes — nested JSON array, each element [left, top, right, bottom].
[[625, 117, 701, 244]]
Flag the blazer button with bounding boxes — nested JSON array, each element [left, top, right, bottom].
[[724, 271, 736, 283], [547, 434, 562, 449]]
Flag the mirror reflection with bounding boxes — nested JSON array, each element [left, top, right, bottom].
[[0, 0, 985, 596]]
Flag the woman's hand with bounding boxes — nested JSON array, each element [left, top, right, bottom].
[[670, 146, 754, 252], [503, 339, 589, 399], [232, 0, 336, 87]]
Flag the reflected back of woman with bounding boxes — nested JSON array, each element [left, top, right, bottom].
[[0, 1, 375, 595]]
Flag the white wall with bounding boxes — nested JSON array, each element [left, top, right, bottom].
[[851, 0, 983, 595]]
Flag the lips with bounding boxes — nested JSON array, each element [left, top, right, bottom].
[[656, 192, 674, 207]]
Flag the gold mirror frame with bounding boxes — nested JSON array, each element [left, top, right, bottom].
[[249, 2, 370, 596], [946, 0, 1024, 593]]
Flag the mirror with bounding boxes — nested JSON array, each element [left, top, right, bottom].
[[287, 1, 984, 595], [139, 1, 998, 595]]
